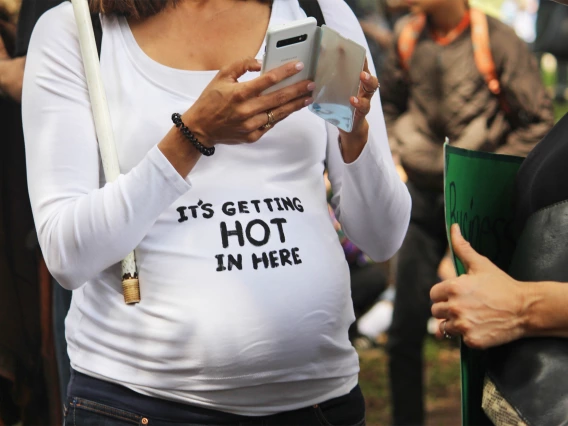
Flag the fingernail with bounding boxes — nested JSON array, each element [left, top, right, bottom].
[[307, 82, 316, 91], [295, 62, 305, 71], [454, 223, 461, 236], [304, 98, 313, 107], [352, 97, 359, 104], [364, 72, 370, 81], [257, 59, 263, 64]]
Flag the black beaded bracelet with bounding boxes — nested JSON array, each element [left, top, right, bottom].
[[171, 113, 215, 157]]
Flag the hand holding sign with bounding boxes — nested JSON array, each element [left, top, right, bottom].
[[430, 224, 528, 350], [443, 143, 524, 424]]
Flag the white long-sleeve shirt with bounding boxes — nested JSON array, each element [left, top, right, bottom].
[[23, 0, 410, 416]]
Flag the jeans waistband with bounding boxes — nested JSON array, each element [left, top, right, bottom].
[[68, 369, 361, 423], [68, 369, 251, 422]]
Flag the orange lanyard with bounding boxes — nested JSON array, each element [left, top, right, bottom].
[[430, 11, 471, 46]]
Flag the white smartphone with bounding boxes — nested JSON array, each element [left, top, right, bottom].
[[260, 17, 318, 95]]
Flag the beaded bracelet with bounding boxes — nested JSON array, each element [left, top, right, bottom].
[[171, 113, 215, 157]]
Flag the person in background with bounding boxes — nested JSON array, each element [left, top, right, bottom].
[[0, 0, 64, 424], [555, 60, 568, 103], [344, 0, 387, 76], [345, 0, 408, 77], [380, 0, 554, 424], [432, 112, 568, 425], [535, 0, 568, 103], [554, 60, 568, 103]]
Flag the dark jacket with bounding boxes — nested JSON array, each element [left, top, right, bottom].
[[381, 14, 554, 189], [0, 1, 63, 424]]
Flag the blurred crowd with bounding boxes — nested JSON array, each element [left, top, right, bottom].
[[1, 0, 567, 425]]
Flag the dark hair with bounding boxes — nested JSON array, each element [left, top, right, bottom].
[[89, 0, 272, 18], [89, 0, 177, 18]]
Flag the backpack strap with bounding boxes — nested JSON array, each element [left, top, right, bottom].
[[469, 9, 510, 113], [92, 13, 102, 58], [397, 14, 426, 72], [298, 0, 326, 27]]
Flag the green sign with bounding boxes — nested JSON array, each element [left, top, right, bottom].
[[444, 142, 524, 426]]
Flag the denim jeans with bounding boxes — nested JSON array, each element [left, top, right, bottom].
[[53, 280, 72, 404], [64, 385, 366, 426]]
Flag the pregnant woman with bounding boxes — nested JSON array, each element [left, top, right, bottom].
[[22, 0, 410, 424]]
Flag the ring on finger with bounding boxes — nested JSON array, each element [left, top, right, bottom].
[[267, 110, 276, 125], [442, 319, 453, 340], [260, 110, 275, 130]]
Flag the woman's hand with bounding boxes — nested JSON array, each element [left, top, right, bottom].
[[182, 57, 314, 146], [339, 59, 380, 163], [430, 224, 528, 349]]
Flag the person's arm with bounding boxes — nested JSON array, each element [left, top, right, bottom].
[[523, 281, 568, 339], [0, 34, 25, 102], [23, 8, 195, 290], [321, 0, 411, 262], [431, 224, 568, 350], [493, 24, 554, 157]]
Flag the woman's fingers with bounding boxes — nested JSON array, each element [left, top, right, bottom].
[[248, 79, 315, 117], [358, 73, 379, 100], [242, 61, 307, 97], [239, 110, 273, 134], [359, 58, 380, 100], [349, 59, 379, 126], [219, 56, 262, 82], [191, 57, 313, 145], [240, 94, 313, 134], [351, 96, 371, 118]]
